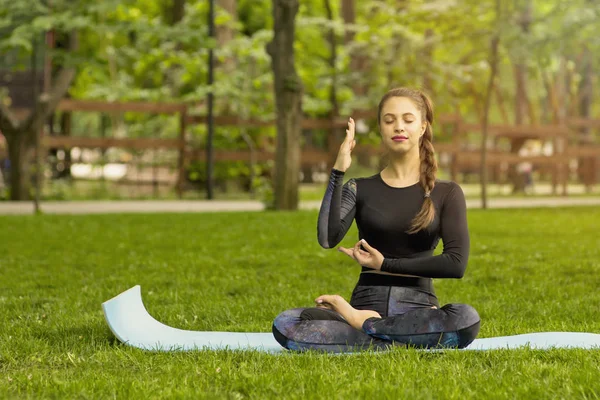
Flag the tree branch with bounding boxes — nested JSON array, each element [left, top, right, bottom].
[[25, 67, 77, 132], [25, 32, 79, 133], [0, 99, 20, 137]]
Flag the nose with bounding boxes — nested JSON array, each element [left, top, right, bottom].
[[394, 120, 404, 133]]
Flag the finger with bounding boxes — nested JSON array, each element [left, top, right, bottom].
[[347, 119, 355, 135], [353, 249, 366, 264], [355, 245, 368, 260], [360, 239, 375, 253], [344, 129, 351, 144], [352, 250, 360, 264], [316, 295, 336, 307], [357, 248, 369, 257], [354, 240, 370, 257], [342, 251, 356, 260], [338, 247, 356, 259], [353, 246, 366, 260]]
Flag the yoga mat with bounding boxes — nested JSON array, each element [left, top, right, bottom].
[[102, 285, 600, 352]]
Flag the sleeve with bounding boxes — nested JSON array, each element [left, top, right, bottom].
[[317, 168, 357, 249], [379, 184, 470, 278]]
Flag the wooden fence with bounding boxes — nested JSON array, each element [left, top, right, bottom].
[[1, 99, 599, 197]]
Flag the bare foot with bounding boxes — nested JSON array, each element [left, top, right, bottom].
[[315, 294, 381, 330]]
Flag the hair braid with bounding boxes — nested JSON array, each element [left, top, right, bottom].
[[407, 113, 437, 234]]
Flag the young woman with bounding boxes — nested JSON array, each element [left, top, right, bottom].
[[272, 87, 480, 352]]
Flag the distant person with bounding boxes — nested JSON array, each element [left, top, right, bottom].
[[272, 88, 480, 352], [518, 143, 535, 194]]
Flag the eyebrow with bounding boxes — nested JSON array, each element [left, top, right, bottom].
[[383, 113, 416, 118]]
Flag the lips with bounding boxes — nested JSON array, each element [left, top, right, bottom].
[[392, 135, 407, 141]]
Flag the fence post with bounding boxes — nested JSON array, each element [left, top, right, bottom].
[[177, 108, 187, 199]]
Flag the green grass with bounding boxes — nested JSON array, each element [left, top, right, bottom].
[[1, 208, 600, 399]]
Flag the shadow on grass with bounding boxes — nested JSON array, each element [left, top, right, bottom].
[[33, 321, 124, 349]]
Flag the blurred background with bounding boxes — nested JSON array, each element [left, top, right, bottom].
[[0, 0, 599, 206]]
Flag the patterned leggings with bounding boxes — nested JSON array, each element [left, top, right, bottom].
[[272, 276, 481, 353]]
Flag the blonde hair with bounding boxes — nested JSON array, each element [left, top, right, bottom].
[[377, 87, 438, 234]]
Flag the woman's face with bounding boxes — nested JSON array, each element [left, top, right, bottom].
[[379, 96, 426, 154]]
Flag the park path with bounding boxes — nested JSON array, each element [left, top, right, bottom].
[[1, 197, 600, 215]]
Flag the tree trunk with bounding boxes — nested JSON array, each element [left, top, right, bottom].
[[217, 0, 236, 45], [554, 56, 568, 195], [217, 0, 237, 116], [341, 0, 369, 168], [267, 0, 303, 210], [59, 111, 72, 178], [422, 28, 434, 93], [163, 0, 186, 99], [0, 33, 78, 202], [325, 0, 342, 170], [509, 0, 532, 193], [480, 0, 501, 210], [341, 0, 368, 97], [578, 46, 593, 189], [6, 133, 33, 201], [341, 0, 355, 44]]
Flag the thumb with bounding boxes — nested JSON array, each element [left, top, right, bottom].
[[360, 239, 375, 252]]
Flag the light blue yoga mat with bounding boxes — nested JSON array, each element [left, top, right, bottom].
[[102, 285, 600, 352]]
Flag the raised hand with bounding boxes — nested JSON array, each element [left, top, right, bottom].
[[333, 118, 356, 172]]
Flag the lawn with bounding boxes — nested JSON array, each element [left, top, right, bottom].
[[1, 207, 600, 399]]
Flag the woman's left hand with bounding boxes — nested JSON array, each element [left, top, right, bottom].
[[338, 239, 384, 270]]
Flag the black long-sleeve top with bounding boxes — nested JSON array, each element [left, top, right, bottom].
[[317, 168, 470, 279]]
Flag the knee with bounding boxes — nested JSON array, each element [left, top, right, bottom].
[[442, 303, 480, 330], [272, 308, 304, 347], [272, 308, 304, 332], [441, 303, 481, 348], [457, 320, 480, 348]]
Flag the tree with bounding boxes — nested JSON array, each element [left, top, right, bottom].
[[0, 0, 125, 200], [0, 30, 78, 200], [267, 0, 303, 210]]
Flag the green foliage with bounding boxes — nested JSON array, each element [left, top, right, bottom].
[[2, 0, 599, 122], [1, 208, 600, 397], [2, 0, 600, 186], [238, 0, 271, 36]]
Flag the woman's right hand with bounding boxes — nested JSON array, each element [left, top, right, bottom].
[[333, 118, 356, 172]]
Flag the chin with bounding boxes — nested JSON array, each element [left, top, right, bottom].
[[384, 145, 412, 155]]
